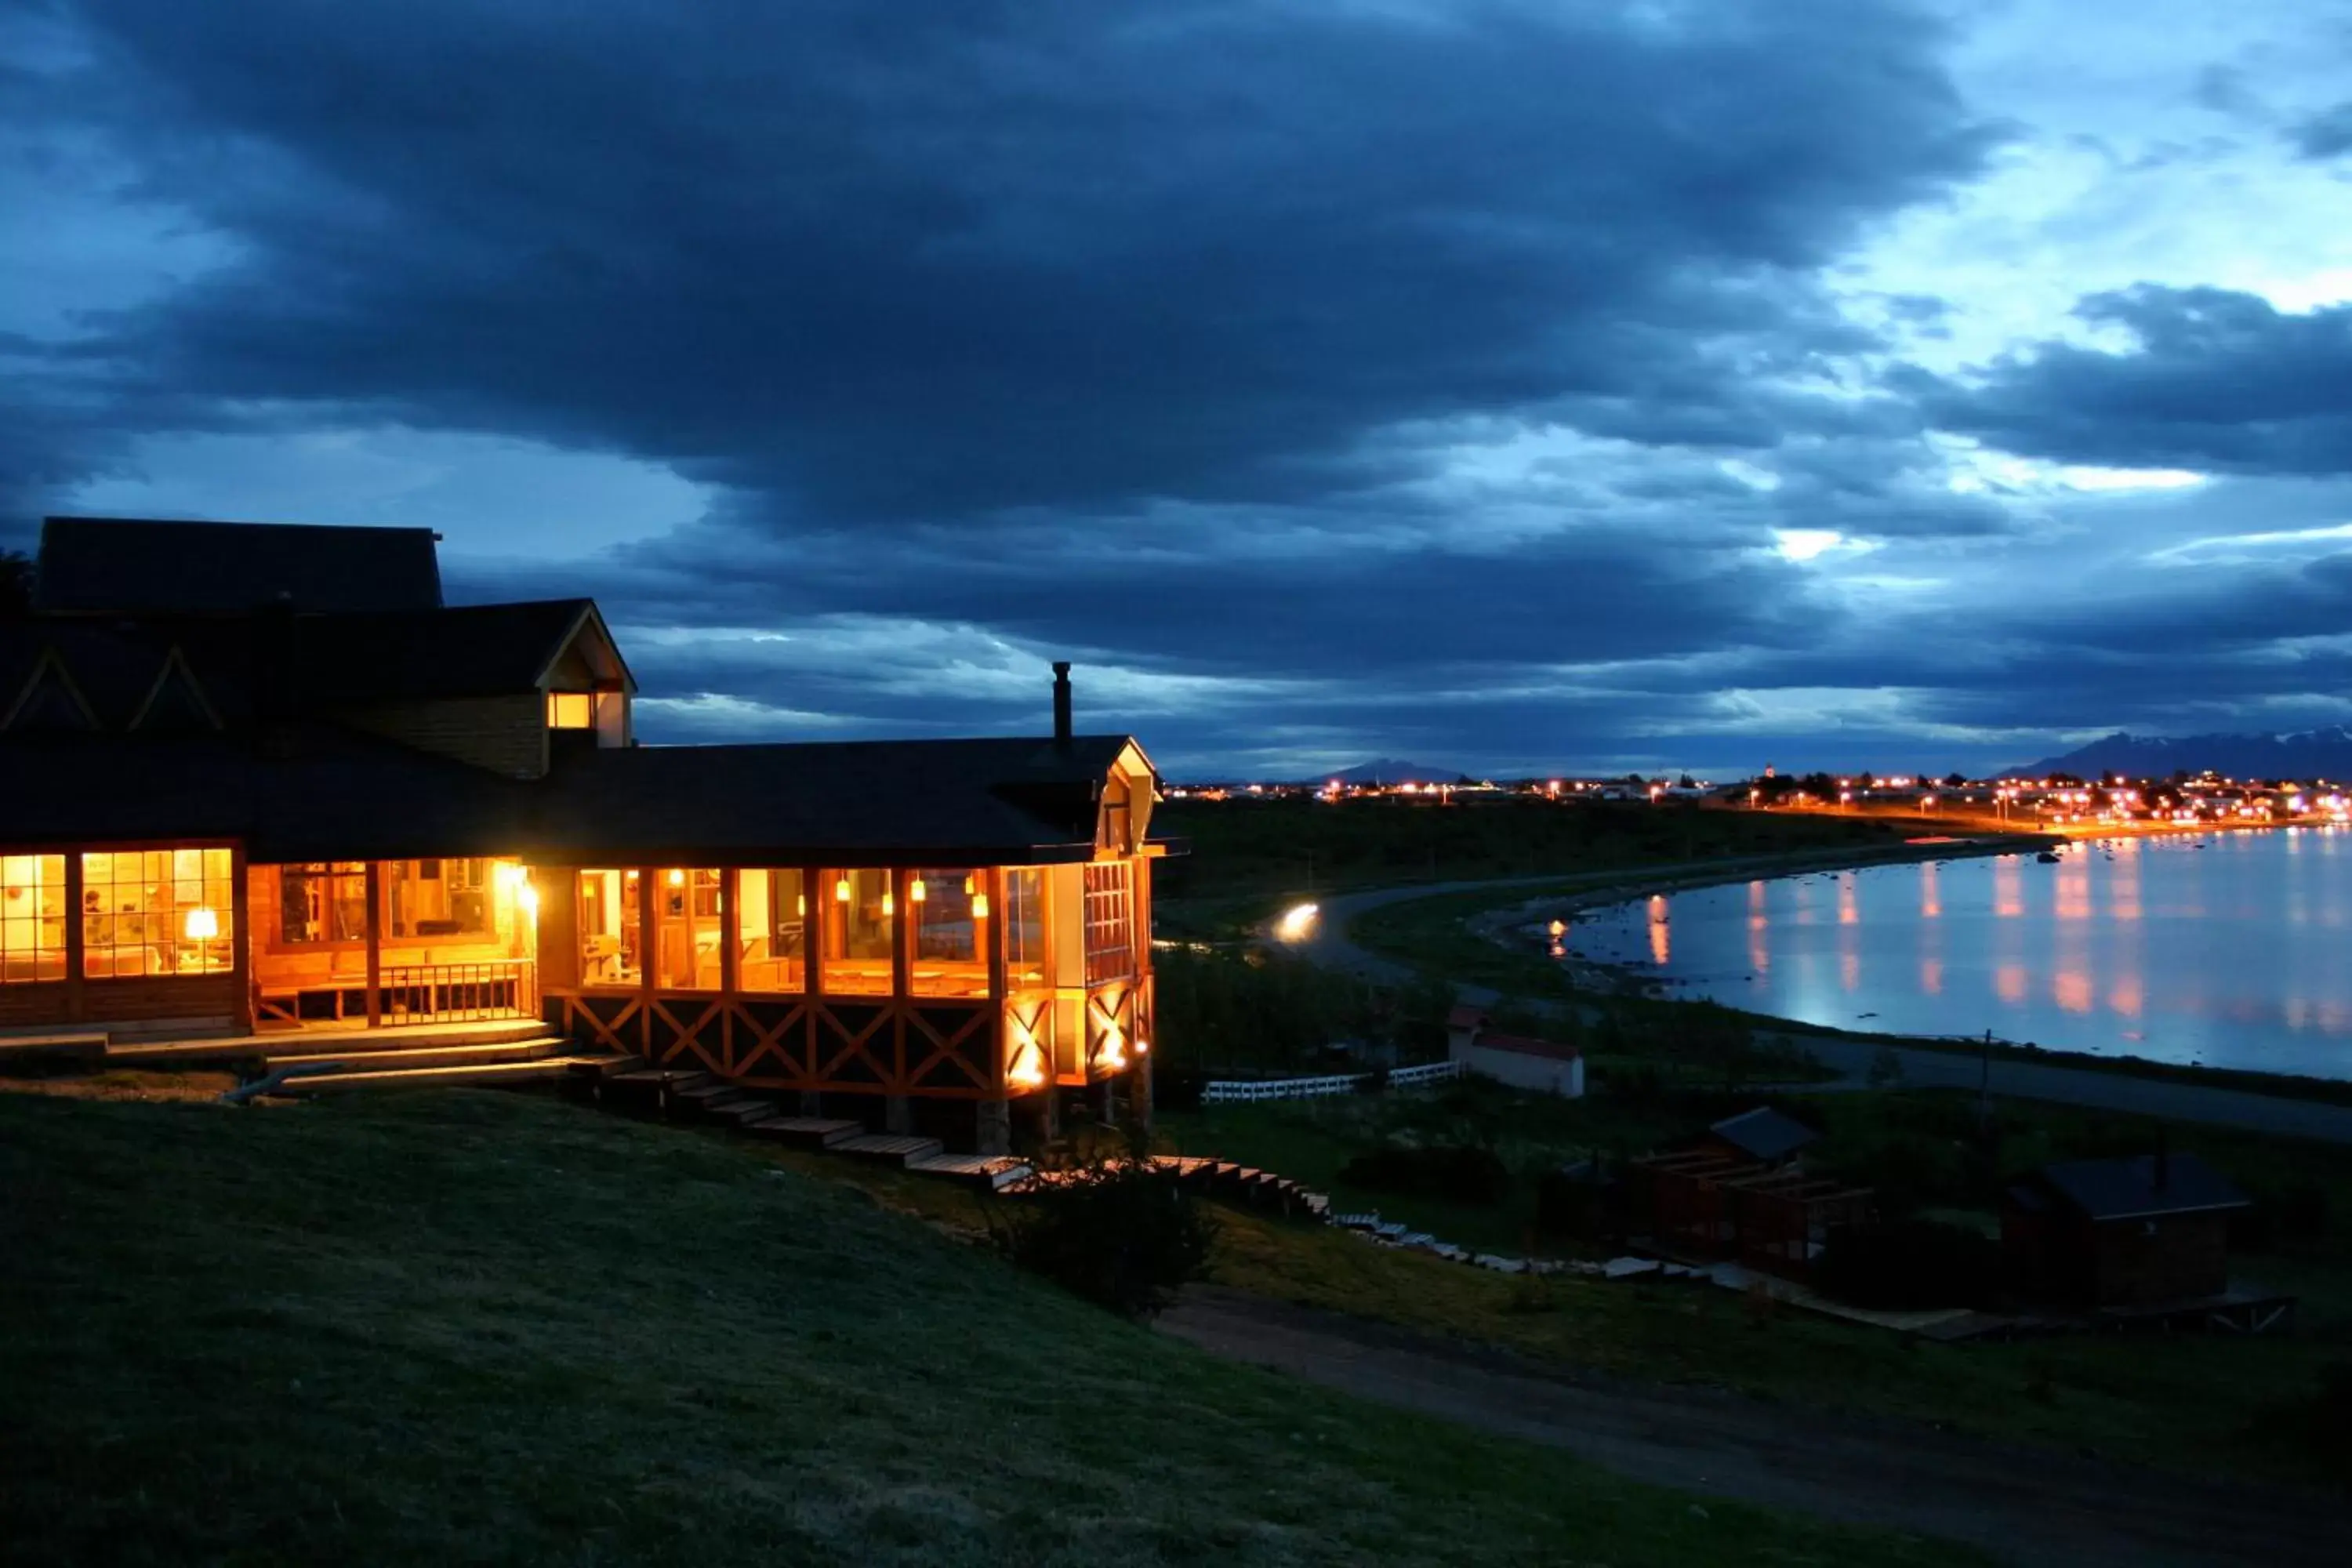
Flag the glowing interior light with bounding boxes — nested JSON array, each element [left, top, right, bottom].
[[971, 893, 989, 919], [909, 877, 927, 902], [796, 894, 807, 916], [517, 880, 540, 916], [1548, 918, 1566, 938], [183, 906, 219, 942], [963, 874, 975, 895], [835, 877, 851, 902], [881, 891, 895, 916], [666, 869, 685, 887]]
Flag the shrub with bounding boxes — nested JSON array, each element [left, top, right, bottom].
[[1814, 1219, 1999, 1310], [989, 1151, 1216, 1320], [1339, 1143, 1510, 1205]]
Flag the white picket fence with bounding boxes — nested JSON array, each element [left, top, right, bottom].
[[1200, 1059, 1461, 1105]]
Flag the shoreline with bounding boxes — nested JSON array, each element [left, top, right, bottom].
[[1515, 829, 2352, 1107]]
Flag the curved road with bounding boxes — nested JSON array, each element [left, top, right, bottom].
[[1288, 866, 2352, 1145]]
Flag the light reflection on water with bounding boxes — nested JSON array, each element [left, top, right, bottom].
[[1564, 829, 2352, 1079]]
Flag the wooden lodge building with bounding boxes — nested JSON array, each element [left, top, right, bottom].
[[1, 517, 1169, 1150]]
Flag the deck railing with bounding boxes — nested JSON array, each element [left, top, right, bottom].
[[1200, 1060, 1461, 1104], [378, 960, 538, 1023]]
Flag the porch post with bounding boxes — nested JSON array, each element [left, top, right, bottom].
[[884, 866, 913, 1135], [977, 865, 1011, 1156], [229, 844, 252, 1034], [800, 865, 823, 1115], [64, 851, 85, 1024], [363, 861, 382, 1027], [718, 868, 739, 1074], [636, 867, 655, 1057]]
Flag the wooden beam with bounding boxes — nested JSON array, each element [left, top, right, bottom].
[[984, 866, 1006, 1087], [363, 861, 382, 1028], [64, 850, 85, 1024]]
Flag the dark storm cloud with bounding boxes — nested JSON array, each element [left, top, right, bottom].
[[2287, 102, 2352, 158], [1919, 286, 2352, 477], [21, 0, 1996, 526]]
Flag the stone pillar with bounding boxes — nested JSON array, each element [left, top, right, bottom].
[[975, 1097, 1012, 1157], [1093, 1076, 1116, 1127], [798, 1090, 823, 1116], [885, 1094, 913, 1134]]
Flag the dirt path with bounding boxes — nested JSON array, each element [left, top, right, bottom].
[[1159, 1287, 2348, 1567]]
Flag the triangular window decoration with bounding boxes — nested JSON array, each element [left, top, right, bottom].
[[2, 650, 98, 732], [132, 648, 221, 732]]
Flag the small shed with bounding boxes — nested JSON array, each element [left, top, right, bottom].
[[2002, 1150, 2250, 1308], [1446, 1008, 1584, 1098], [1694, 1105, 1818, 1167]]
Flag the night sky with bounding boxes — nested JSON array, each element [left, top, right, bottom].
[[5, 2, 2350, 779]]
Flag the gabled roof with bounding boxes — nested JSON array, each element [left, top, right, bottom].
[[1706, 1106, 1819, 1163], [292, 600, 622, 703], [2023, 1154, 2250, 1222], [36, 517, 443, 615], [525, 735, 1139, 863]]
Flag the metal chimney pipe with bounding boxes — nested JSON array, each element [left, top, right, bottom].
[[1052, 661, 1073, 743]]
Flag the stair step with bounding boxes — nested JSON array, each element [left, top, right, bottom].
[[907, 1152, 1034, 1191], [832, 1133, 946, 1166], [570, 1054, 645, 1078], [266, 1054, 622, 1094], [261, 1037, 564, 1071], [670, 1080, 749, 1105], [742, 1116, 866, 1149], [706, 1097, 782, 1126]]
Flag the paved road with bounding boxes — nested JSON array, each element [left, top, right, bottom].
[[1161, 1287, 2349, 1568], [1290, 867, 2352, 1145]]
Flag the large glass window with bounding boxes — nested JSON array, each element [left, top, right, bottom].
[[281, 862, 368, 946], [1082, 861, 1134, 985], [909, 868, 986, 997], [655, 868, 722, 990], [1005, 867, 1047, 989], [822, 868, 895, 996], [1, 855, 67, 984], [83, 848, 234, 978], [737, 869, 807, 994], [387, 858, 493, 941], [577, 868, 641, 987]]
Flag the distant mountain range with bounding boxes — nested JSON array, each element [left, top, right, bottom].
[[2010, 728, 2352, 781], [1321, 758, 1471, 785]]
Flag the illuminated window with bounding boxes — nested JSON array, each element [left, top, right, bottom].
[[910, 868, 985, 996], [546, 691, 595, 729], [577, 868, 641, 987], [83, 848, 234, 978], [386, 858, 494, 940], [280, 862, 368, 945], [737, 869, 806, 994], [1082, 861, 1133, 985], [654, 868, 722, 989], [0, 855, 67, 984], [1005, 868, 1047, 988], [822, 868, 894, 996]]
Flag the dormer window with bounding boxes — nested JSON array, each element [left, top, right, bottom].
[[547, 691, 595, 729]]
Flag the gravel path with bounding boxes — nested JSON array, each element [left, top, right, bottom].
[[1160, 1287, 2349, 1568]]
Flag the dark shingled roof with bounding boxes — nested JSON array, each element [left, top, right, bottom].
[[1707, 1106, 1819, 1163], [291, 601, 610, 703], [525, 736, 1137, 864], [36, 517, 443, 615], [0, 731, 527, 862], [2023, 1154, 2250, 1222]]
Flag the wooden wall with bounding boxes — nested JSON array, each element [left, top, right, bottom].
[[341, 694, 547, 779]]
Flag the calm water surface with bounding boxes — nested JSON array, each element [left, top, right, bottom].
[[1566, 829, 2352, 1080]]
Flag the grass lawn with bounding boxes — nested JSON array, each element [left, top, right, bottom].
[[0, 1086, 1984, 1568], [1159, 1083, 2352, 1493]]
